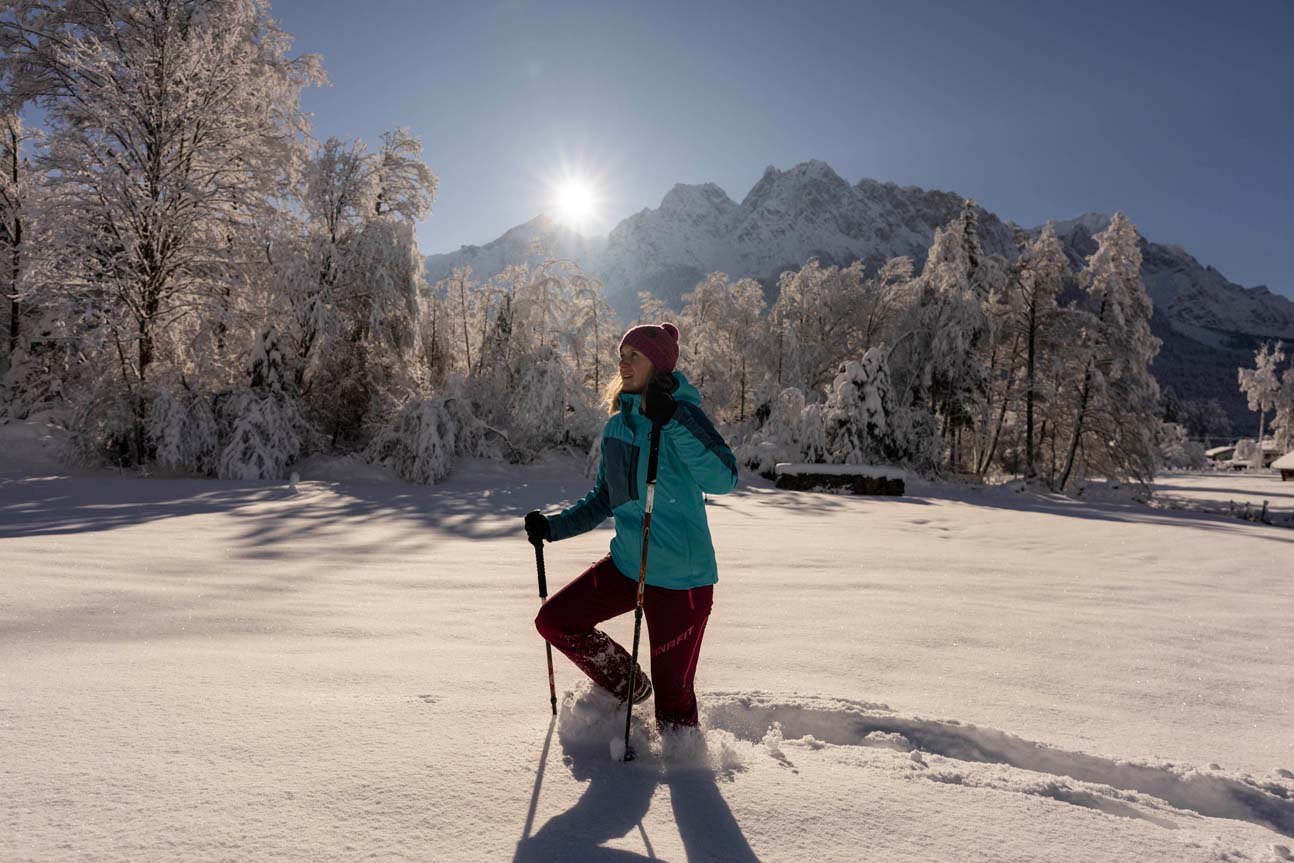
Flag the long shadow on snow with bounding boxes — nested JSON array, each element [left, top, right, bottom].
[[1152, 481, 1294, 502], [743, 479, 1293, 544], [705, 693, 1294, 838], [0, 472, 557, 548], [899, 485, 1294, 545], [0, 475, 295, 539], [515, 711, 760, 863]]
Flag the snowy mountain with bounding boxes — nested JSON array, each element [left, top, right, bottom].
[[1048, 214, 1294, 344], [424, 214, 606, 285], [426, 161, 1017, 316], [598, 160, 1019, 314], [425, 161, 1294, 434]]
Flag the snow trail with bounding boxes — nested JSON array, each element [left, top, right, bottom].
[[704, 692, 1294, 836]]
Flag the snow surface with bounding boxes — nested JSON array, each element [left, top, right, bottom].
[[774, 462, 906, 480], [3, 461, 1293, 862], [1154, 469, 1294, 511]]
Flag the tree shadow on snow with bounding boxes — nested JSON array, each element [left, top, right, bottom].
[[514, 714, 761, 863], [0, 471, 552, 550], [895, 484, 1294, 546], [0, 475, 296, 539]]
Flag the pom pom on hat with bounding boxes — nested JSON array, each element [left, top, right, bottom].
[[618, 322, 680, 373]]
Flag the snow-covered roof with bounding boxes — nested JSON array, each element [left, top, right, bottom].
[[1204, 445, 1234, 458], [1273, 451, 1294, 470]]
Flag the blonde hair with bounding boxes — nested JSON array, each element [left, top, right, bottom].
[[603, 376, 624, 416], [604, 368, 673, 416]]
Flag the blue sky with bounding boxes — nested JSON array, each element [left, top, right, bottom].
[[269, 0, 1294, 297]]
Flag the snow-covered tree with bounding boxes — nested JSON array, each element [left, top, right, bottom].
[[366, 389, 500, 484], [366, 396, 458, 484], [771, 260, 868, 393], [217, 390, 309, 480], [567, 270, 619, 395], [896, 217, 989, 471], [1018, 223, 1069, 479], [147, 374, 219, 474], [284, 130, 436, 448], [823, 347, 941, 469], [1267, 355, 1294, 454], [1237, 341, 1285, 449], [1056, 213, 1161, 490], [1157, 422, 1205, 469], [824, 350, 895, 465], [679, 273, 768, 422], [2, 0, 322, 461], [217, 329, 313, 480]]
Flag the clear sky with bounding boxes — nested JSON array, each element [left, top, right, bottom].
[[267, 0, 1294, 298]]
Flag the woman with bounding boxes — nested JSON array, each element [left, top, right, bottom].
[[525, 321, 739, 731]]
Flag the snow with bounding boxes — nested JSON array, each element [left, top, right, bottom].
[[774, 462, 905, 480], [3, 461, 1293, 861], [1154, 469, 1294, 511], [1274, 452, 1294, 471]]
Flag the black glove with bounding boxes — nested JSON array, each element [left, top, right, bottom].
[[642, 378, 677, 426], [524, 510, 550, 545]]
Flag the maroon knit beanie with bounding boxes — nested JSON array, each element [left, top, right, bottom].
[[618, 322, 680, 374]]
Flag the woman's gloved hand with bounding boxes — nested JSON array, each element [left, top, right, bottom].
[[524, 510, 550, 545], [642, 378, 677, 426]]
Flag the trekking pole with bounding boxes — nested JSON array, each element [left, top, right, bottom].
[[532, 538, 558, 716], [621, 419, 663, 762]]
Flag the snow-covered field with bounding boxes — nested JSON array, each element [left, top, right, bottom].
[[3, 456, 1293, 862]]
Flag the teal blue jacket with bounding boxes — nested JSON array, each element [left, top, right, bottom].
[[547, 371, 738, 589]]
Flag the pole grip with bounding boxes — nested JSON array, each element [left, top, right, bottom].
[[533, 539, 548, 599]]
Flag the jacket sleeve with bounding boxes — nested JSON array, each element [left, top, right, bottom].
[[547, 442, 614, 541], [663, 402, 739, 495]]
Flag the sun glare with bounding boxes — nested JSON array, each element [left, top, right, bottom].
[[552, 176, 598, 228]]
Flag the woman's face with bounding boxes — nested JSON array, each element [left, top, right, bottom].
[[618, 346, 654, 394]]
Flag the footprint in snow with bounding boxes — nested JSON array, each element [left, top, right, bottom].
[[700, 690, 1294, 839]]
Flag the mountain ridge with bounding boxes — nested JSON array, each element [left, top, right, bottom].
[[424, 161, 1293, 434]]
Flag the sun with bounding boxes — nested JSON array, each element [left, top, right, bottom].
[[551, 176, 598, 228]]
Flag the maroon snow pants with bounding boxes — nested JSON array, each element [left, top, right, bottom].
[[535, 554, 713, 730]]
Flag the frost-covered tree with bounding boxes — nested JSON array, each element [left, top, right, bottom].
[[972, 223, 1068, 479], [771, 259, 868, 393], [147, 374, 219, 474], [1, 0, 321, 460], [860, 256, 913, 349], [1266, 352, 1294, 454], [424, 257, 606, 463], [1237, 341, 1285, 448], [824, 350, 895, 465], [567, 269, 619, 395], [679, 273, 767, 422], [284, 130, 436, 447], [1056, 213, 1161, 490], [366, 397, 457, 484], [897, 218, 988, 471], [823, 347, 940, 469], [217, 328, 313, 480], [1017, 223, 1068, 478]]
